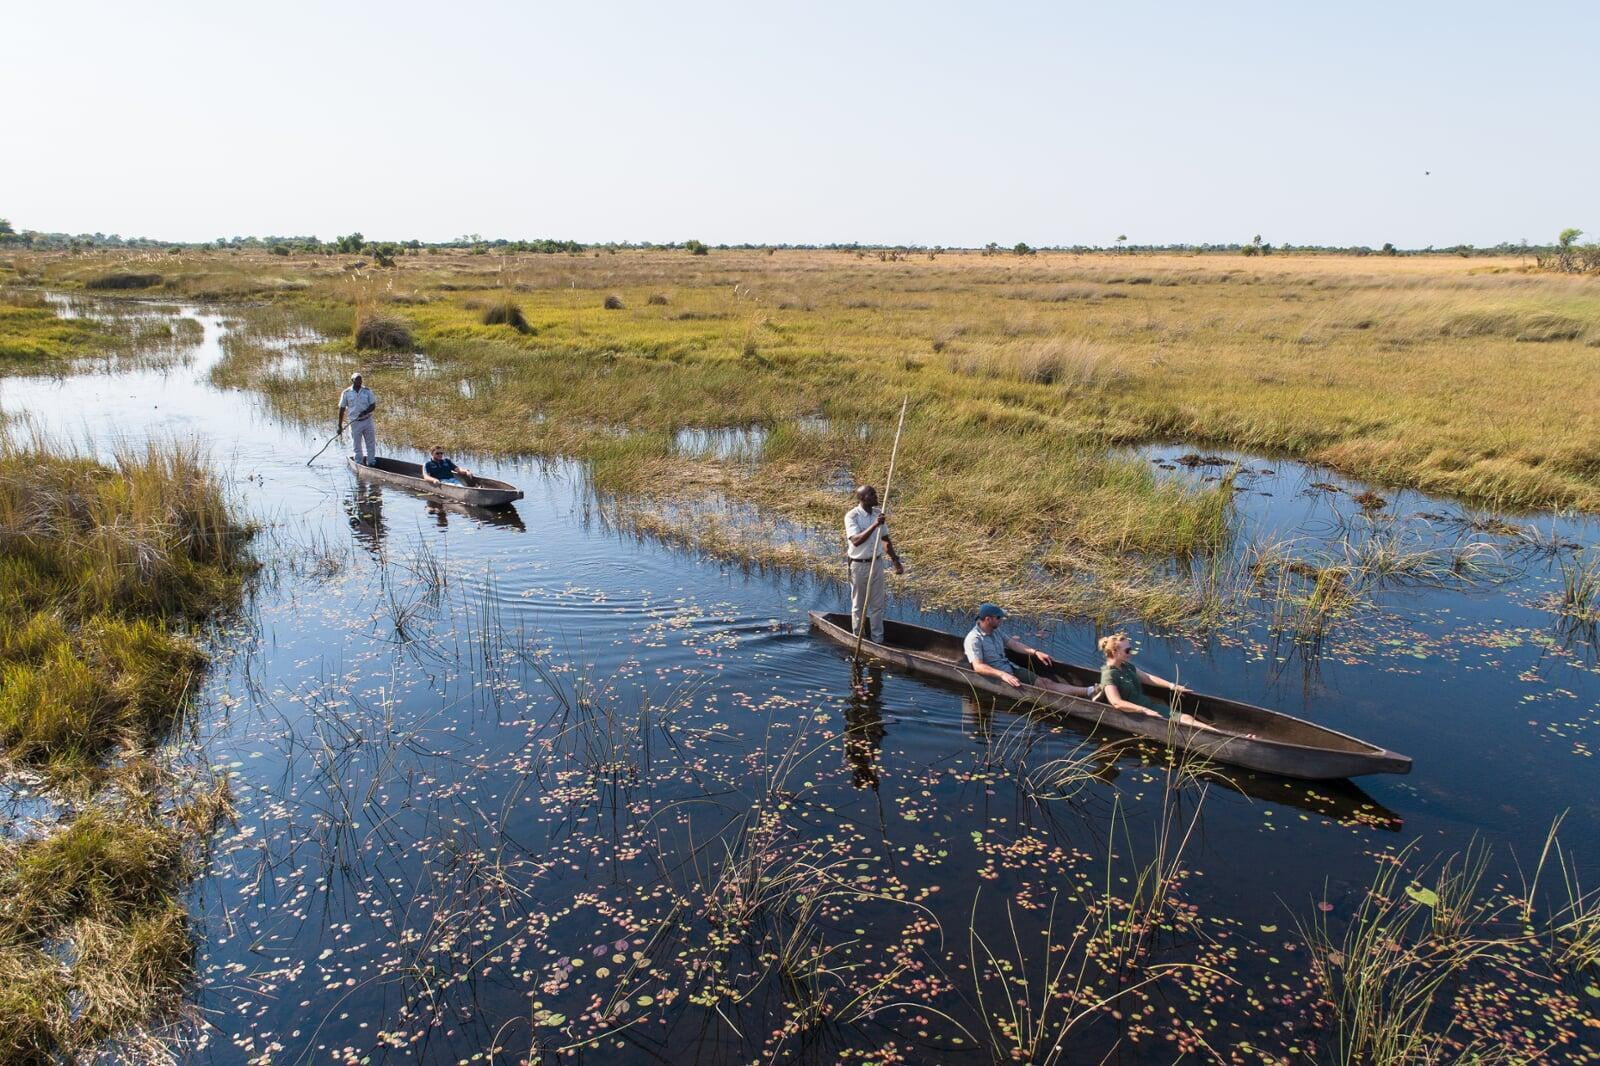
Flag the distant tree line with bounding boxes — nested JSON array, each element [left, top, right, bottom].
[[0, 215, 1592, 266]]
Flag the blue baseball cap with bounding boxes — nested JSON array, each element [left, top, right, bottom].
[[976, 603, 1006, 620]]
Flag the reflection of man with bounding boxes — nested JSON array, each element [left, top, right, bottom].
[[338, 372, 378, 467], [345, 481, 386, 555], [844, 485, 903, 642], [844, 664, 887, 790]]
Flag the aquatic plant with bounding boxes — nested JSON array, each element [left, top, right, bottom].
[[1297, 835, 1564, 1066], [1555, 551, 1600, 622]]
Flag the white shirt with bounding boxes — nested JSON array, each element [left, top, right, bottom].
[[340, 385, 376, 423], [845, 505, 888, 561]]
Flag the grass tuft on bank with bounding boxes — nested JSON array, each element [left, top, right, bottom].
[[0, 436, 251, 1057]]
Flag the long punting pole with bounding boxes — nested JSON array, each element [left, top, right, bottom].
[[852, 395, 909, 665]]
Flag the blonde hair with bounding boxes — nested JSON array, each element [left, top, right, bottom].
[[1097, 633, 1127, 659]]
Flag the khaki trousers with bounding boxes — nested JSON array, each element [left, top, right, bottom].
[[849, 557, 888, 640], [349, 418, 376, 465]]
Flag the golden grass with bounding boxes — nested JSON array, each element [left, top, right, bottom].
[[20, 246, 1600, 619]]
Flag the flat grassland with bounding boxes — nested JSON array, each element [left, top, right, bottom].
[[7, 248, 1598, 619]]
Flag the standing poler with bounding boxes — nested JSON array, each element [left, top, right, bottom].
[[338, 372, 378, 466], [844, 484, 903, 642]]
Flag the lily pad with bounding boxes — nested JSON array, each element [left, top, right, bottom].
[[1405, 885, 1440, 908]]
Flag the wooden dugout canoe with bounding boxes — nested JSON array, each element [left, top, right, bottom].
[[808, 611, 1412, 781], [348, 456, 524, 508]]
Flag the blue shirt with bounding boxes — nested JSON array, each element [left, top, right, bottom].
[[424, 457, 457, 480]]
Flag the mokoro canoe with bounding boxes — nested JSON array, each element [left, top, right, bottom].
[[808, 611, 1412, 781], [348, 456, 524, 508]]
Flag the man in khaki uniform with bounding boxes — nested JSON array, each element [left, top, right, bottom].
[[844, 484, 903, 641]]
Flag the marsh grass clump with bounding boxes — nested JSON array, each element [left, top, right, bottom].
[[1554, 551, 1600, 623], [647, 292, 669, 305], [603, 293, 624, 310], [481, 299, 530, 333], [0, 437, 247, 1055], [353, 310, 414, 351], [83, 272, 163, 291], [0, 436, 250, 771], [947, 337, 1125, 389], [0, 808, 193, 1058]]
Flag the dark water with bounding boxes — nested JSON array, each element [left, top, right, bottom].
[[3, 303, 1598, 1063]]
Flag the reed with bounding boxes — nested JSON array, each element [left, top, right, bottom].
[[1301, 840, 1523, 1066], [1555, 551, 1600, 622], [1550, 844, 1600, 973]]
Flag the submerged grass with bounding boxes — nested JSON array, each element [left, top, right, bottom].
[[0, 436, 252, 1058]]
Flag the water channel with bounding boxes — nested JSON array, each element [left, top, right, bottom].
[[3, 301, 1597, 1063]]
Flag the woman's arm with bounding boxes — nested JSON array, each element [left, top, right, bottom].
[[1136, 667, 1187, 693], [1103, 683, 1161, 717]]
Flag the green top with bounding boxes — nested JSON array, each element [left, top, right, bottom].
[[1100, 661, 1169, 716]]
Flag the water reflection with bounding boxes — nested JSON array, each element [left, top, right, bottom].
[[843, 663, 886, 789], [344, 480, 387, 556], [425, 497, 527, 532]]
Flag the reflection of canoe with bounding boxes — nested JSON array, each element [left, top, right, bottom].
[[1220, 770, 1403, 831], [808, 612, 1412, 781], [349, 456, 523, 508], [426, 497, 527, 531], [968, 690, 1404, 829]]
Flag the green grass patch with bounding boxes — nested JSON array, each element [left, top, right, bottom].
[[0, 297, 100, 371]]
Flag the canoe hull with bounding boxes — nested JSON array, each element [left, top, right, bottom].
[[348, 456, 524, 508], [808, 611, 1412, 781]]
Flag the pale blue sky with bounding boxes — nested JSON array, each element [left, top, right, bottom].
[[4, 1, 1594, 247]]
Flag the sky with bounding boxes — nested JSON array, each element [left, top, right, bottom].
[[3, 1, 1595, 248]]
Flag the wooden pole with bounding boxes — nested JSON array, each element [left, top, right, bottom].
[[306, 426, 343, 466], [852, 395, 909, 664]]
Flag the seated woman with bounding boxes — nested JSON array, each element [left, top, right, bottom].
[[422, 446, 475, 487], [1098, 633, 1216, 731]]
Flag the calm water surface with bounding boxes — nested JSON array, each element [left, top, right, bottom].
[[3, 302, 1597, 1063]]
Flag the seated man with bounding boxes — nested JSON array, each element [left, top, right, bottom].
[[422, 447, 475, 487], [964, 604, 1097, 698]]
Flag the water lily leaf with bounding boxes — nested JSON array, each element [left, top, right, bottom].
[[1586, 984, 1600, 999], [1405, 885, 1440, 908]]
